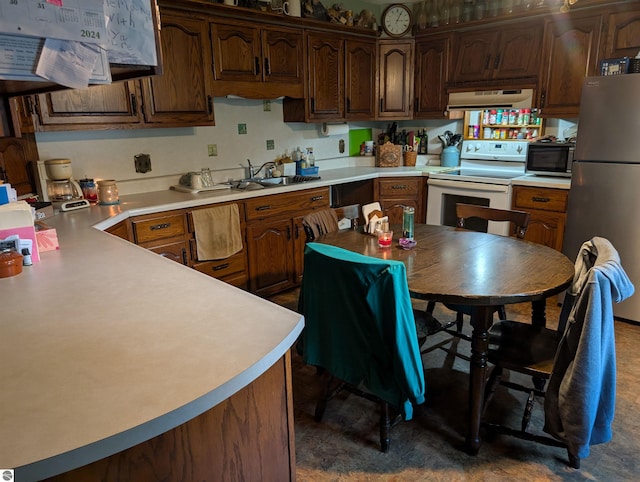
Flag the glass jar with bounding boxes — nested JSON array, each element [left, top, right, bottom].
[[79, 178, 98, 203], [402, 206, 415, 240], [97, 180, 119, 205]]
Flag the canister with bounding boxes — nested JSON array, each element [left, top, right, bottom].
[[402, 206, 415, 240], [97, 180, 119, 205], [79, 178, 98, 203], [441, 146, 460, 167]]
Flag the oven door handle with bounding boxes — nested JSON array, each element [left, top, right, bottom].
[[427, 178, 510, 193]]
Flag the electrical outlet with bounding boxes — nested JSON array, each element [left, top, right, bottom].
[[266, 139, 275, 150], [238, 123, 247, 135], [208, 144, 218, 156], [134, 153, 151, 173], [263, 100, 271, 111]]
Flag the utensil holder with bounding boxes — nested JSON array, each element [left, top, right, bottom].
[[404, 151, 417, 166]]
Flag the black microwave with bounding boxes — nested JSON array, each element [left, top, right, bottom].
[[525, 142, 575, 177]]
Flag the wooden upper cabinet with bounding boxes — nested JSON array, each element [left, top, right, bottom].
[[377, 40, 414, 119], [414, 34, 450, 119], [210, 20, 304, 99], [345, 39, 376, 120], [451, 20, 542, 84], [602, 7, 640, 59], [305, 32, 344, 121], [33, 81, 143, 131], [140, 13, 215, 126], [0, 135, 38, 197], [538, 11, 603, 118]]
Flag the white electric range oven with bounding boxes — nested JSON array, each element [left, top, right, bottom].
[[426, 140, 529, 235]]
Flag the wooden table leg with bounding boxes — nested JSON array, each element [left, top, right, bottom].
[[531, 299, 547, 327], [465, 305, 492, 455]]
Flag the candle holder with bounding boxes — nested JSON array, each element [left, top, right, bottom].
[[377, 230, 393, 248]]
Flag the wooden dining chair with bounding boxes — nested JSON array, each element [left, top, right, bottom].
[[422, 203, 531, 344], [298, 242, 426, 452], [301, 208, 339, 241], [481, 237, 635, 469]]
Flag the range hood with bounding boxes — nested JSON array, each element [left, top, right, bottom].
[[447, 88, 534, 110]]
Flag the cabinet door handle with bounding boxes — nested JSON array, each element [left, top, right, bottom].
[[286, 225, 291, 241], [493, 52, 501, 69], [346, 98, 351, 112], [484, 55, 491, 70], [540, 91, 546, 108], [150, 222, 171, 231], [181, 248, 188, 265], [532, 196, 551, 203], [392, 185, 408, 190], [212, 263, 230, 271], [310, 97, 315, 112], [311, 195, 324, 202], [24, 96, 34, 115], [295, 224, 300, 239], [207, 95, 213, 115], [256, 205, 272, 211], [130, 94, 138, 116], [379, 98, 384, 111], [264, 57, 271, 75], [255, 56, 260, 75]]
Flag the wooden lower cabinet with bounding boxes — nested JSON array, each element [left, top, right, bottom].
[[130, 210, 191, 266], [375, 177, 427, 226], [188, 203, 248, 288], [512, 185, 568, 252], [45, 352, 296, 482], [245, 187, 330, 296]]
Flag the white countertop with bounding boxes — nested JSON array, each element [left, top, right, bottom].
[[0, 165, 567, 480], [512, 174, 571, 189]]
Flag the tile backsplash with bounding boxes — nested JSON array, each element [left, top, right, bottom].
[[34, 95, 575, 196]]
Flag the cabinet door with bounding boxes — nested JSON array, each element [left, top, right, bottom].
[[345, 39, 376, 120], [602, 8, 640, 59], [211, 21, 261, 83], [34, 81, 142, 130], [377, 40, 414, 119], [140, 14, 215, 125], [306, 33, 344, 120], [414, 35, 450, 119], [8, 97, 36, 137], [262, 26, 305, 89], [538, 12, 603, 118], [524, 211, 566, 252], [493, 21, 542, 80], [0, 135, 38, 196], [451, 30, 499, 83], [148, 240, 190, 265], [247, 218, 295, 296]]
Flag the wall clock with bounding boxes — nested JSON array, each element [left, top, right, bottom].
[[381, 3, 413, 38]]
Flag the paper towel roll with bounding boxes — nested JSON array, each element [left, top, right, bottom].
[[321, 122, 349, 137]]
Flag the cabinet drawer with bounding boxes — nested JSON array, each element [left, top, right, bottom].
[[245, 187, 330, 221], [378, 178, 421, 197], [148, 240, 189, 265], [513, 187, 568, 213], [132, 213, 187, 244], [193, 251, 246, 279]]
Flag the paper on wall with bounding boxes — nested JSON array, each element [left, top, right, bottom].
[[0, 0, 106, 45], [0, 33, 110, 84]]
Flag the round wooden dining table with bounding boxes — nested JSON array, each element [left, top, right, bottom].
[[315, 223, 575, 455]]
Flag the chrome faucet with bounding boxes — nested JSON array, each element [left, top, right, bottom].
[[248, 160, 276, 179]]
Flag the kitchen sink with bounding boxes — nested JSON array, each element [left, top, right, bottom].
[[229, 175, 321, 190]]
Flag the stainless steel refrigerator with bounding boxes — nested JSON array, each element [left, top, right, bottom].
[[563, 74, 640, 323]]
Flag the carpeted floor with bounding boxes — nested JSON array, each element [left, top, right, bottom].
[[269, 289, 640, 481]]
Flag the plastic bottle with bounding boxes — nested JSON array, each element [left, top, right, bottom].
[[306, 148, 315, 167], [402, 206, 415, 240]]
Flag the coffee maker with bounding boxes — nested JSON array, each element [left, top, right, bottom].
[[44, 159, 91, 212]]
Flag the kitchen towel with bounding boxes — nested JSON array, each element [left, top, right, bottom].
[[191, 204, 242, 260]]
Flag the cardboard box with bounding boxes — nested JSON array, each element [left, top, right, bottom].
[[35, 221, 60, 252], [0, 201, 40, 262]]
